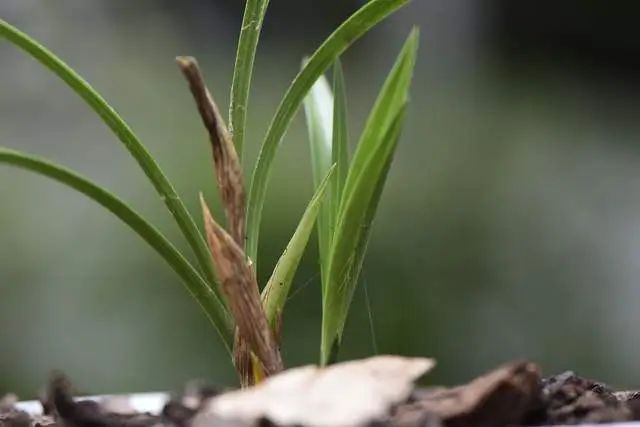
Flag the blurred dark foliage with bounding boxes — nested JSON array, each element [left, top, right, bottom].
[[488, 0, 640, 80], [100, 0, 361, 45]]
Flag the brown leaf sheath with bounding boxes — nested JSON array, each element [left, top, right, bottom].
[[177, 57, 246, 247], [200, 195, 283, 377], [233, 331, 254, 387]]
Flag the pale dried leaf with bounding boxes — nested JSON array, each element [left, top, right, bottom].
[[195, 356, 434, 427]]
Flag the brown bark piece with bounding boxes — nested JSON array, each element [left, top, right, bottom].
[[46, 374, 161, 427], [393, 362, 541, 427], [534, 371, 633, 425]]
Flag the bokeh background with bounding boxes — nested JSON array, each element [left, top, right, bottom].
[[2, 1, 640, 397]]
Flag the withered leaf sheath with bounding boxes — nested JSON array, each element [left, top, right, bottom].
[[200, 195, 283, 377], [233, 332, 254, 386], [234, 255, 265, 387], [177, 57, 246, 247], [178, 56, 267, 385]]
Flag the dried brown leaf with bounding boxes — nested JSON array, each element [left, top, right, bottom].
[[233, 331, 253, 388], [178, 57, 246, 247]]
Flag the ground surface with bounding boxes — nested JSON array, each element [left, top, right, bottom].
[[2, 362, 640, 427]]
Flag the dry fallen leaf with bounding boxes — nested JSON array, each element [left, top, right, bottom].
[[194, 355, 434, 427]]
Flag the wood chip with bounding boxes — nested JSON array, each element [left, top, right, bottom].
[[392, 361, 540, 427]]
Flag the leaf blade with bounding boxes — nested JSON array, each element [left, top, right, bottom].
[[331, 60, 350, 201], [261, 165, 335, 331], [321, 29, 419, 365], [229, 0, 270, 159], [245, 0, 411, 265], [303, 70, 334, 292], [0, 147, 234, 351], [0, 19, 219, 296], [322, 108, 407, 365], [330, 59, 350, 266]]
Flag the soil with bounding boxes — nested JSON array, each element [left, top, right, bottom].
[[2, 362, 640, 427]]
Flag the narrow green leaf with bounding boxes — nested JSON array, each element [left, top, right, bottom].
[[246, 0, 411, 265], [330, 58, 350, 254], [262, 165, 335, 331], [0, 148, 234, 351], [229, 0, 270, 159], [302, 68, 334, 293], [322, 107, 407, 365], [321, 29, 419, 365], [320, 59, 350, 297], [0, 19, 219, 295]]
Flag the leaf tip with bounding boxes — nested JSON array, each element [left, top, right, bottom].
[[327, 162, 337, 176], [199, 192, 219, 249], [198, 191, 209, 213], [175, 56, 197, 69], [406, 27, 420, 54]]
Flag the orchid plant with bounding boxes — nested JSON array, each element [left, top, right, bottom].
[[0, 0, 418, 386]]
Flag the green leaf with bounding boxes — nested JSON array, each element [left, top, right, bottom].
[[229, 0, 270, 159], [0, 147, 234, 351], [330, 59, 350, 262], [246, 0, 411, 265], [323, 108, 407, 365], [262, 165, 335, 331], [320, 29, 419, 365], [303, 67, 334, 294], [0, 19, 219, 296]]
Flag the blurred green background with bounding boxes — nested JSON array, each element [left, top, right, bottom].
[[2, 1, 640, 397]]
